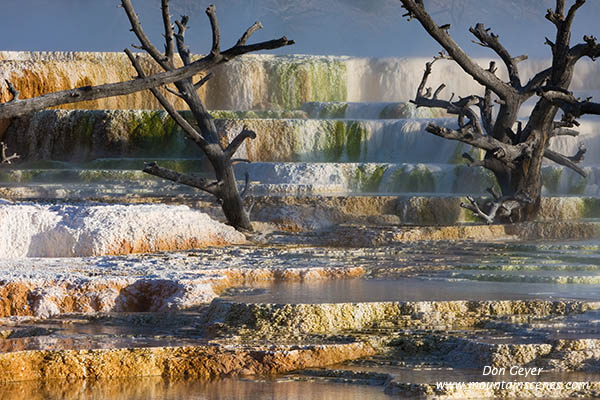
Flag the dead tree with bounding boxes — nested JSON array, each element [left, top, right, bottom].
[[0, 1, 292, 230], [400, 0, 600, 223], [119, 0, 293, 231]]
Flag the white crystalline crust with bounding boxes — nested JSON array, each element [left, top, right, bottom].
[[0, 203, 246, 258]]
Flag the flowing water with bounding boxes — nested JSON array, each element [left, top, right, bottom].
[[3, 52, 600, 196]]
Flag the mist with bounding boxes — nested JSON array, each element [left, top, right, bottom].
[[1, 0, 599, 58]]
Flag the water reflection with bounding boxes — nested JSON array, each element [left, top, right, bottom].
[[0, 313, 209, 353], [222, 277, 600, 304], [0, 376, 391, 400], [223, 239, 600, 304]]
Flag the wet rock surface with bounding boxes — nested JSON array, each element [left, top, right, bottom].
[[3, 297, 600, 398], [0, 182, 599, 399], [1, 232, 600, 398]]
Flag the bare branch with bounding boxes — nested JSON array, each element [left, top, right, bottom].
[[0, 33, 293, 120], [568, 35, 600, 64], [461, 196, 495, 224], [161, 0, 176, 63], [412, 54, 489, 136], [513, 55, 528, 64], [206, 4, 221, 56], [453, 96, 484, 134], [538, 88, 600, 118], [0, 142, 19, 164], [125, 48, 207, 147], [165, 86, 185, 99], [565, 1, 586, 35], [433, 83, 446, 99], [551, 127, 579, 137], [143, 162, 221, 196], [426, 123, 535, 168], [121, 0, 171, 70], [548, 0, 587, 83], [399, 0, 514, 100], [5, 80, 19, 102], [415, 52, 450, 98], [545, 5, 563, 28], [175, 16, 192, 66], [469, 23, 524, 89], [236, 22, 263, 47], [224, 125, 257, 159], [553, 119, 576, 129], [222, 36, 295, 58], [194, 73, 213, 90], [544, 147, 586, 177], [461, 192, 532, 224]]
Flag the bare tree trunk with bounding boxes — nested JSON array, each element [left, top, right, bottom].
[[121, 1, 293, 231]]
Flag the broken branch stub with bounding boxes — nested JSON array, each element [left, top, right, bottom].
[[0, 142, 19, 164]]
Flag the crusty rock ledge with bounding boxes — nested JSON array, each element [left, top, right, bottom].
[[0, 342, 375, 383]]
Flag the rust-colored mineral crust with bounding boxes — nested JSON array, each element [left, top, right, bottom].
[[0, 342, 376, 383]]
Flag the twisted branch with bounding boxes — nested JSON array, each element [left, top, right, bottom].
[[461, 192, 532, 224], [544, 147, 586, 177], [0, 3, 292, 121], [538, 88, 600, 118], [121, 0, 171, 69], [400, 0, 515, 100], [412, 54, 534, 169]]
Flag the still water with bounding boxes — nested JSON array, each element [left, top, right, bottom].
[[0, 376, 391, 400], [223, 240, 600, 303]]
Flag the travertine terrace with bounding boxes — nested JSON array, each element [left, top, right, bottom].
[[2, 49, 600, 399]]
